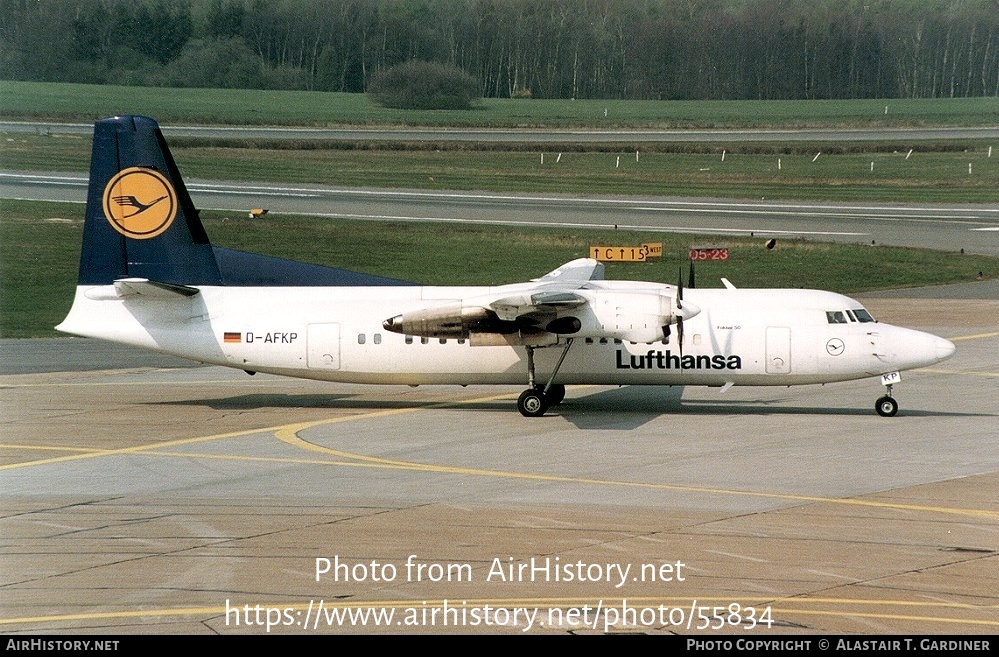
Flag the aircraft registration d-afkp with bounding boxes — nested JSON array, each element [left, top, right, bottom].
[[58, 116, 957, 417]]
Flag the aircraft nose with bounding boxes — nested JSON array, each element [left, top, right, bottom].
[[935, 336, 956, 362]]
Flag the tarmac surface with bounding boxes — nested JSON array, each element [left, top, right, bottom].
[[1, 291, 997, 635]]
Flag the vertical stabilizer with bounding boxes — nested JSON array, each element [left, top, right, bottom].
[[79, 115, 221, 286]]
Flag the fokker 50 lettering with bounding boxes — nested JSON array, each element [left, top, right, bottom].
[[57, 116, 957, 418]]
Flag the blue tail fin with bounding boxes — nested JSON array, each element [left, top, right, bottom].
[[80, 115, 222, 286]]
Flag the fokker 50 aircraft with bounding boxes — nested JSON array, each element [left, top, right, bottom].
[[58, 116, 957, 417]]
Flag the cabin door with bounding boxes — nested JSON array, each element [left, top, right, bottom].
[[766, 326, 791, 374]]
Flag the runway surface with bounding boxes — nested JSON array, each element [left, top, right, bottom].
[[3, 171, 999, 256], [1, 294, 996, 634]]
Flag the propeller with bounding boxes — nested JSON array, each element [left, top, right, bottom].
[[676, 265, 684, 309], [663, 264, 700, 356], [676, 266, 685, 357]]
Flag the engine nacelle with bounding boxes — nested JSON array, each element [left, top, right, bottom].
[[549, 290, 699, 343], [382, 304, 515, 339]]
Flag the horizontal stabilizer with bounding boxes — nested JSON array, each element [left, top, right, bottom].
[[113, 278, 201, 298]]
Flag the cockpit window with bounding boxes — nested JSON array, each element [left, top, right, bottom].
[[828, 308, 876, 324], [853, 308, 875, 323]]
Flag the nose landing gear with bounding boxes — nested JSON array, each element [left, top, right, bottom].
[[875, 382, 899, 417]]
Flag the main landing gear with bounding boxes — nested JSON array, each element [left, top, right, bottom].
[[518, 339, 573, 417], [875, 383, 899, 417]]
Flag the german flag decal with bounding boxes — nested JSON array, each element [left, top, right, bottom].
[[223, 332, 242, 343]]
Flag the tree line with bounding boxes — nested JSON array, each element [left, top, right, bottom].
[[2, 0, 997, 100]]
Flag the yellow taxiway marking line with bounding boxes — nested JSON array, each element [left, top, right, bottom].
[[2, 596, 995, 628], [0, 423, 311, 471], [920, 368, 999, 377], [273, 425, 999, 520], [949, 331, 999, 341], [133, 444, 999, 518], [0, 391, 514, 471], [0, 444, 106, 454]]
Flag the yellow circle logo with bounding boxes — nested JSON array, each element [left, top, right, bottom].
[[102, 167, 178, 239]]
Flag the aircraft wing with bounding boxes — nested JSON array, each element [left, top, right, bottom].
[[532, 257, 604, 283], [488, 290, 588, 322], [381, 257, 697, 345], [491, 258, 603, 321], [382, 259, 603, 340]]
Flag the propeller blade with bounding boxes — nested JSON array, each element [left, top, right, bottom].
[[676, 266, 684, 309], [688, 260, 696, 289], [675, 265, 686, 355]]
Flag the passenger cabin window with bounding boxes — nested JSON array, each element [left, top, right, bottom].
[[826, 311, 847, 324], [357, 334, 366, 344]]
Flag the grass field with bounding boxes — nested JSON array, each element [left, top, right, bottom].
[[4, 81, 999, 128], [3, 200, 995, 338]]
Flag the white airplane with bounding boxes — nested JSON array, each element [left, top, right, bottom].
[[58, 116, 956, 417]]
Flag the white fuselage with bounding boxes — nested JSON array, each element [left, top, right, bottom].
[[57, 281, 956, 389]]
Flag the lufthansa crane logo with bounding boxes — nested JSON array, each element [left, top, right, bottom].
[[102, 167, 178, 239]]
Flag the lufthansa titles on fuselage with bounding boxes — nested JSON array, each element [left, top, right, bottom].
[[615, 349, 742, 370]]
